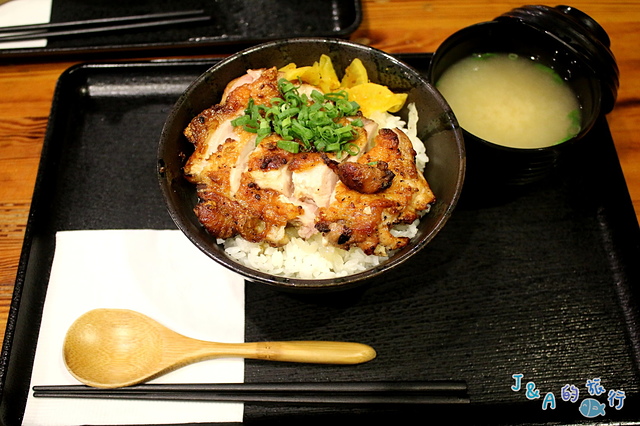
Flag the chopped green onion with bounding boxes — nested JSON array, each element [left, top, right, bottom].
[[277, 139, 300, 153], [345, 143, 361, 156], [231, 77, 363, 156], [326, 142, 342, 151]]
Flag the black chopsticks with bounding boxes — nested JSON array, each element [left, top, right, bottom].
[[33, 381, 470, 405], [0, 10, 211, 43]]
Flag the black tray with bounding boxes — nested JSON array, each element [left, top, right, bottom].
[[1, 54, 640, 425], [0, 0, 362, 61]]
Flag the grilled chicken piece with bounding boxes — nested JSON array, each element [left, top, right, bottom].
[[246, 137, 295, 196], [193, 135, 303, 245], [240, 136, 300, 245], [194, 181, 303, 245], [289, 118, 376, 204], [289, 152, 337, 208], [323, 154, 395, 194], [361, 128, 435, 225], [188, 128, 256, 197], [285, 118, 378, 238], [316, 128, 435, 256], [184, 67, 302, 245], [183, 67, 280, 182]]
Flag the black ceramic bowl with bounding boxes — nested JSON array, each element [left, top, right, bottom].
[[157, 38, 465, 292], [428, 5, 618, 188]]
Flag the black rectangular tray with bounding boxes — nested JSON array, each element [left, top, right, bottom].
[[0, 0, 362, 61], [1, 54, 640, 425]]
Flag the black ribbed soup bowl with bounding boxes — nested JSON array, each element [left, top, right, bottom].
[[427, 5, 618, 188], [157, 38, 465, 292]]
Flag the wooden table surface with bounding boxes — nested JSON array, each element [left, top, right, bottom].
[[0, 0, 638, 343]]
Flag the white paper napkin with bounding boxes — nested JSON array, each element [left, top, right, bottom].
[[0, 0, 52, 49], [22, 229, 246, 425]]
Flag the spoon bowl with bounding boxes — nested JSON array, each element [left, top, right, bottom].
[[63, 309, 377, 388]]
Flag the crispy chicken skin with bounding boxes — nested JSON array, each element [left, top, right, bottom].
[[315, 128, 435, 256], [184, 67, 434, 254], [323, 154, 395, 194]]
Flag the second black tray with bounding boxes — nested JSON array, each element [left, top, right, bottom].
[[1, 54, 640, 425], [0, 0, 362, 60]]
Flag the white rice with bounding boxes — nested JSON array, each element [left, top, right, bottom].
[[221, 103, 428, 279], [221, 232, 383, 279]]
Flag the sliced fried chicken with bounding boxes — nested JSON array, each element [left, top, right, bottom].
[[183, 67, 280, 182]]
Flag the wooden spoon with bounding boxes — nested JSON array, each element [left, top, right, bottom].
[[63, 308, 377, 388]]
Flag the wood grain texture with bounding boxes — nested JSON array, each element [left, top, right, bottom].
[[0, 1, 639, 345], [63, 309, 377, 388]]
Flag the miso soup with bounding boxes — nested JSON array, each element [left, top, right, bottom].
[[436, 53, 581, 149]]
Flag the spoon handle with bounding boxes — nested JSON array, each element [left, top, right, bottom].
[[197, 340, 377, 364], [252, 341, 377, 364]]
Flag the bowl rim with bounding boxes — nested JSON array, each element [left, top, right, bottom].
[[158, 37, 466, 291]]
